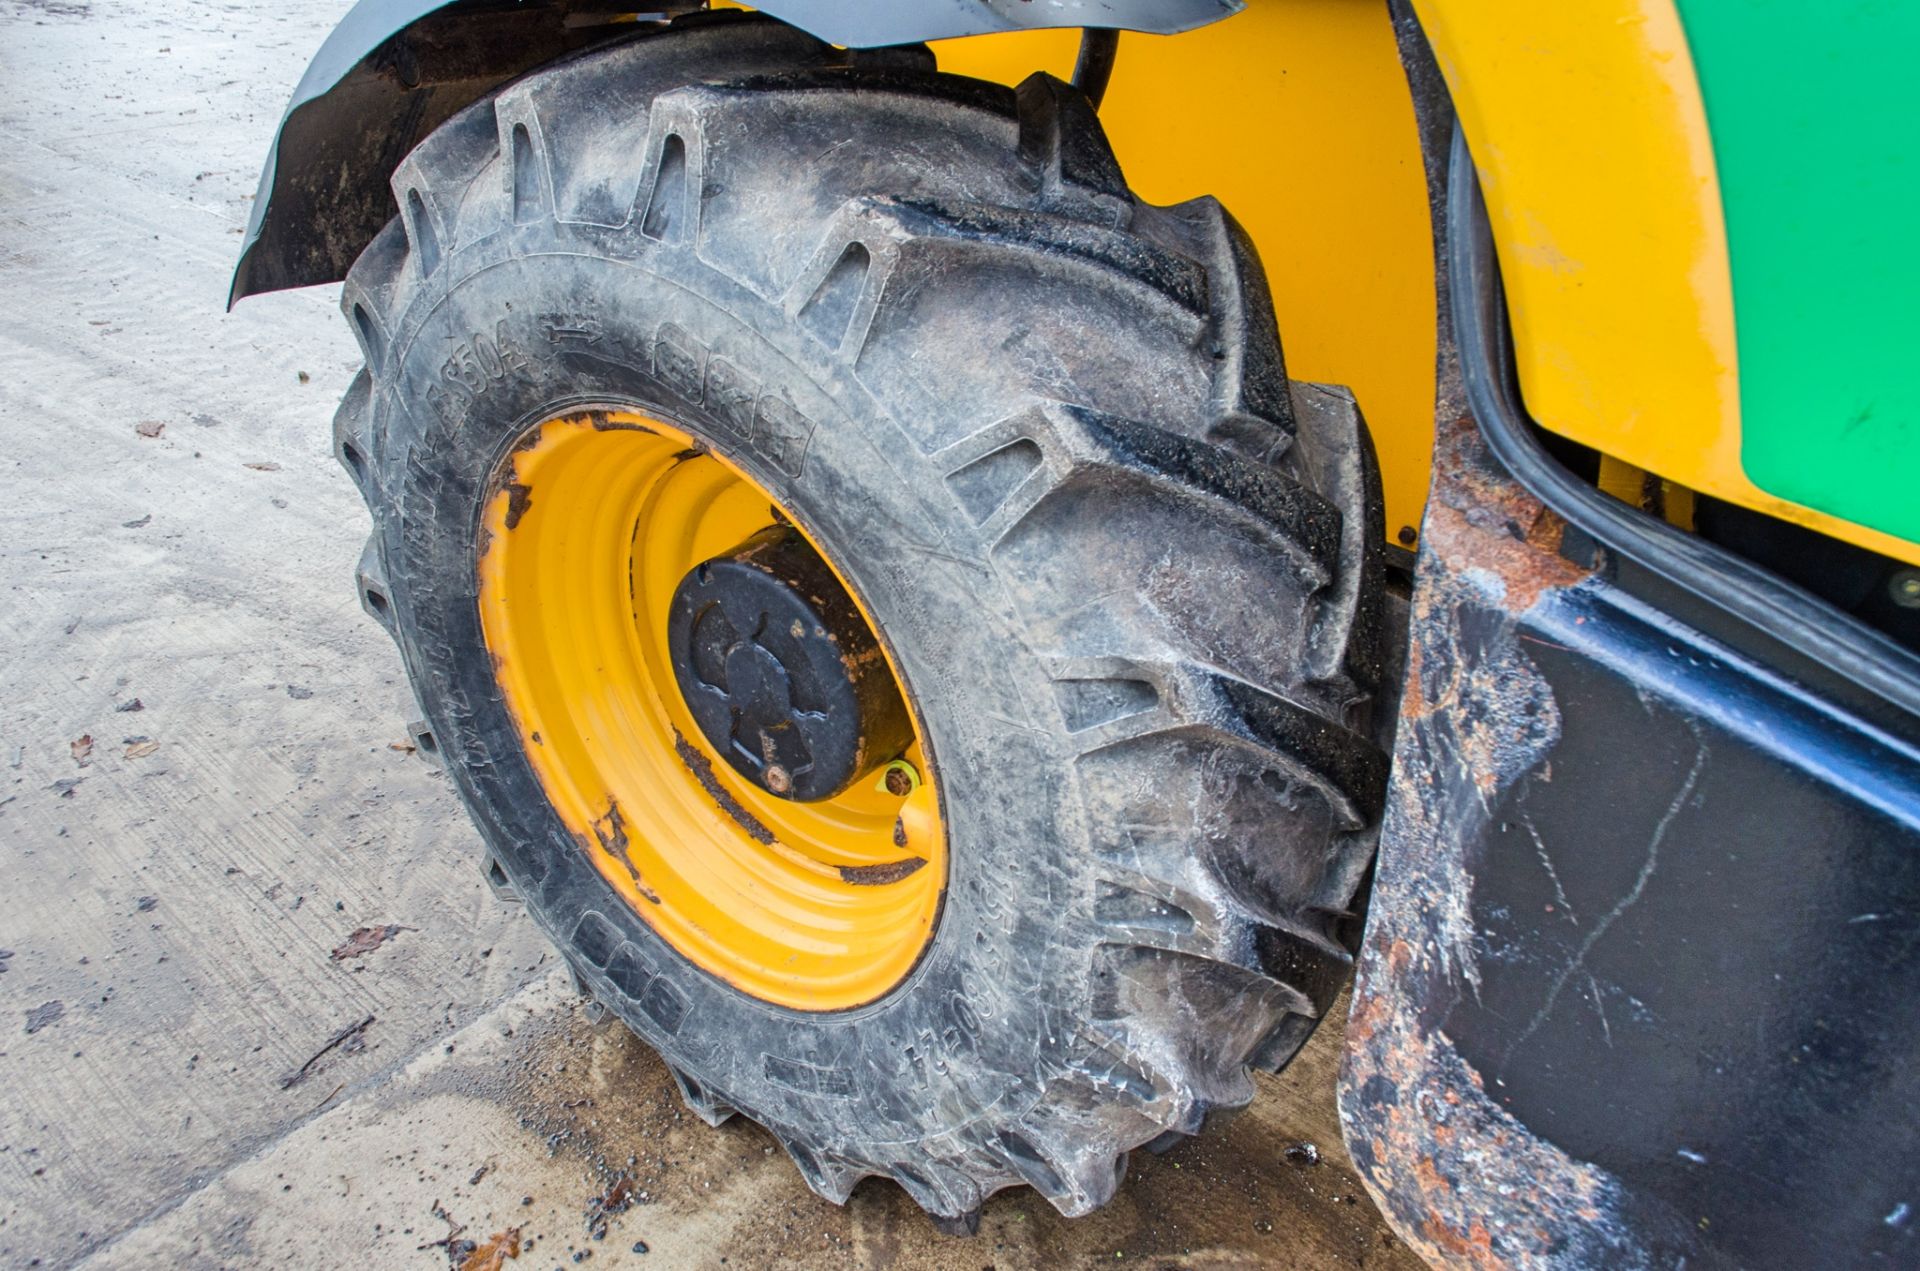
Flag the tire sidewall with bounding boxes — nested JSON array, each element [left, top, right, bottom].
[[376, 223, 1096, 1162]]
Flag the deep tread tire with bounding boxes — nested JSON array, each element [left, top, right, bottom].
[[340, 12, 1386, 1224]]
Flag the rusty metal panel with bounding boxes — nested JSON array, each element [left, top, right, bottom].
[[1345, 403, 1920, 1267], [1338, 412, 1679, 1267], [1339, 121, 1920, 1268]]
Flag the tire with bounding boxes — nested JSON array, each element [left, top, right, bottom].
[[336, 11, 1387, 1228]]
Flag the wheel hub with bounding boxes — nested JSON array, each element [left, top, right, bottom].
[[668, 526, 911, 801], [477, 411, 944, 1009]]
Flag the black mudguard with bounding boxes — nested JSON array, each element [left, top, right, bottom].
[[1337, 97, 1920, 1268], [228, 0, 1239, 304]]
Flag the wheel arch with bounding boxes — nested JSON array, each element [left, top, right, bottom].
[[227, 0, 1243, 306]]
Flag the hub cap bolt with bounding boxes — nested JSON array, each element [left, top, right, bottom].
[[1891, 569, 1920, 610]]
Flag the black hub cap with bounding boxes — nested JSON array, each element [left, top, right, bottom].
[[667, 526, 912, 801]]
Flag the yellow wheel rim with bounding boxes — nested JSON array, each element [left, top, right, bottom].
[[476, 410, 944, 1010]]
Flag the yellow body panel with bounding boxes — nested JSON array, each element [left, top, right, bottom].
[[936, 2, 1439, 545], [1412, 0, 1919, 565]]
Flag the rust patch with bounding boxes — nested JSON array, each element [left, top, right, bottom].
[[589, 411, 656, 434], [837, 856, 926, 886], [591, 798, 661, 904], [503, 481, 533, 531], [1338, 411, 1663, 1267], [1419, 412, 1591, 614], [591, 798, 629, 856], [671, 728, 776, 846]]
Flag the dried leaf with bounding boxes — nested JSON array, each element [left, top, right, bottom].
[[243, 461, 281, 472], [330, 924, 414, 962], [585, 1175, 637, 1241], [458, 1227, 521, 1271], [70, 735, 93, 766], [134, 420, 165, 438], [388, 740, 417, 755], [125, 741, 159, 759], [122, 514, 151, 529], [599, 1176, 634, 1211], [115, 698, 144, 713]]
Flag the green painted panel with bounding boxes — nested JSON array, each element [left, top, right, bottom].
[[1676, 0, 1920, 546]]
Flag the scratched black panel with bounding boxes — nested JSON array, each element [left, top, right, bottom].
[[1442, 580, 1920, 1270]]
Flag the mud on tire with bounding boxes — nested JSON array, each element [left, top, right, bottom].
[[338, 11, 1387, 1227]]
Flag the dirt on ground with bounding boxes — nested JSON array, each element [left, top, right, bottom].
[[0, 1, 1419, 1267], [88, 973, 1418, 1269]]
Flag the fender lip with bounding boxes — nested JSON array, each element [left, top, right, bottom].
[[231, 0, 447, 308], [229, 0, 1244, 307]]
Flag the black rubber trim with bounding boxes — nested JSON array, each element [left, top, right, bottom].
[[1071, 29, 1119, 110], [1447, 126, 1920, 718]]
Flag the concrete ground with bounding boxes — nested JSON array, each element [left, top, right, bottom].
[[0, 1, 1421, 1267]]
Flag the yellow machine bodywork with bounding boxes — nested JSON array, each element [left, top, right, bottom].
[[940, 0, 1920, 567]]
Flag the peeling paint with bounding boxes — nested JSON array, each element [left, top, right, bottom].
[[672, 727, 777, 846], [591, 797, 661, 903], [837, 856, 927, 886], [1338, 413, 1687, 1268], [502, 480, 533, 531]]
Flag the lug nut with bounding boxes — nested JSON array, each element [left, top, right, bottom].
[[764, 764, 792, 794], [1891, 569, 1920, 610], [881, 760, 919, 797]]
